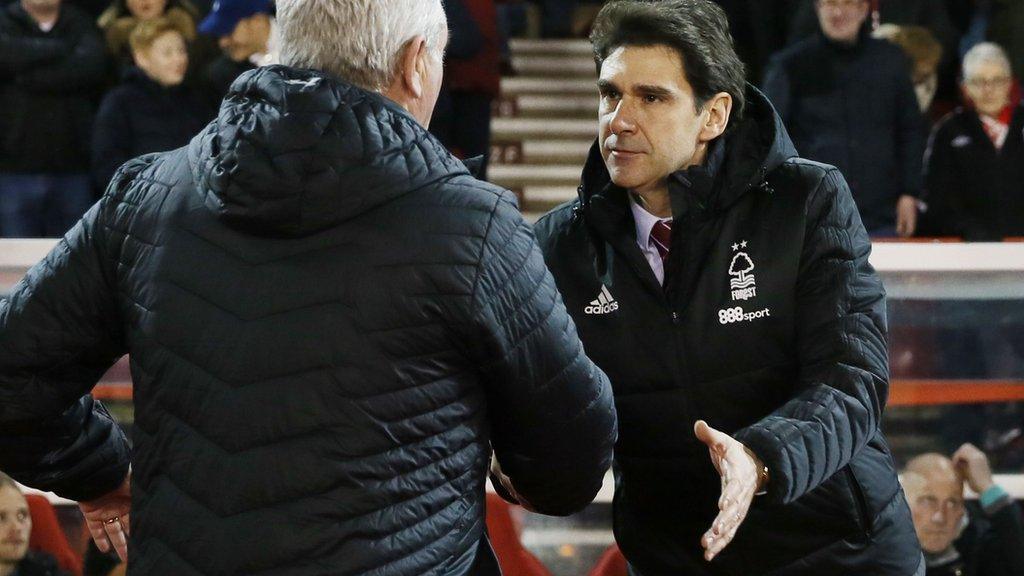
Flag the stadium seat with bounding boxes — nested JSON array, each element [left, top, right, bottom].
[[485, 492, 553, 576], [25, 494, 82, 576]]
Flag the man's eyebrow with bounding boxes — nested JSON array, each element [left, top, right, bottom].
[[635, 84, 674, 97], [597, 79, 619, 92]]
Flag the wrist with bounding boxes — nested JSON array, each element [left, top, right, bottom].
[[745, 447, 769, 495]]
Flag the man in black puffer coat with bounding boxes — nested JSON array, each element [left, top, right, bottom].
[[535, 1, 921, 574], [0, 1, 618, 574]]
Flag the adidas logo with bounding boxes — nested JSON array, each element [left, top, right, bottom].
[[584, 285, 619, 315]]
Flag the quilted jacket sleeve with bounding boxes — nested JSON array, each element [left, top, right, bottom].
[[0, 188, 130, 502], [734, 168, 887, 505], [470, 194, 617, 516]]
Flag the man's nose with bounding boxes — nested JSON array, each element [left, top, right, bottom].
[[608, 98, 637, 135]]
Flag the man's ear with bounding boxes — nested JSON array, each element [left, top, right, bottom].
[[699, 92, 733, 143], [398, 35, 429, 99]]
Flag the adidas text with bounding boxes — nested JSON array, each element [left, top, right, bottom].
[[585, 286, 619, 315]]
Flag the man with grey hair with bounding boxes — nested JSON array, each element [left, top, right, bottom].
[[0, 0, 618, 573]]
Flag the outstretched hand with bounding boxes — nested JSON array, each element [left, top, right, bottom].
[[79, 472, 131, 562], [694, 420, 765, 562]]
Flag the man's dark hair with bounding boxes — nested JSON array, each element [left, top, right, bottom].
[[590, 0, 746, 121]]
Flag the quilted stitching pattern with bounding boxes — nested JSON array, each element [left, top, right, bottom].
[[0, 67, 616, 575]]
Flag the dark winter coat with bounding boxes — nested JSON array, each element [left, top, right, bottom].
[[763, 29, 925, 233], [921, 103, 1024, 240], [91, 66, 213, 189], [534, 86, 922, 575], [0, 65, 617, 575], [926, 501, 1024, 576], [0, 2, 107, 174]]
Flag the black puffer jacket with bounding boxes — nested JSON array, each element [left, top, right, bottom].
[[534, 86, 921, 575], [0, 65, 617, 575]]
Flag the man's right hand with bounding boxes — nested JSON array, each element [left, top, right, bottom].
[[79, 472, 131, 562], [952, 443, 995, 495], [489, 453, 535, 512]]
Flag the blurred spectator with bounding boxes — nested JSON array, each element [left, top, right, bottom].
[[785, 0, 959, 62], [0, 0, 107, 238], [785, 0, 962, 108], [0, 473, 69, 576], [91, 16, 213, 189], [763, 0, 924, 237], [901, 445, 1024, 576], [430, 0, 500, 179], [921, 42, 1023, 240], [198, 0, 274, 105], [873, 24, 946, 122], [96, 0, 197, 60]]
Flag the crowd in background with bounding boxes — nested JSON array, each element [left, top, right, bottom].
[[0, 0, 1022, 240]]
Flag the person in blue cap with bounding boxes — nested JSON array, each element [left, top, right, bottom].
[[198, 0, 274, 103]]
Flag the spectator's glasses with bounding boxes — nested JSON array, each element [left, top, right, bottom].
[[816, 0, 867, 10], [915, 495, 965, 516], [965, 76, 1012, 90]]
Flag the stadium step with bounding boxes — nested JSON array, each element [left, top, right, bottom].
[[510, 55, 595, 77], [490, 140, 592, 166]]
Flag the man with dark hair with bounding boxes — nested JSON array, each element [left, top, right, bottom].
[[763, 0, 925, 237], [535, 0, 921, 574]]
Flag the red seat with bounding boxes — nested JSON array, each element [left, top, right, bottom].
[[485, 493, 553, 576], [588, 544, 628, 576], [25, 494, 82, 576]]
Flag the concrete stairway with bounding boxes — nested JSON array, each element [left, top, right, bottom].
[[489, 39, 599, 221]]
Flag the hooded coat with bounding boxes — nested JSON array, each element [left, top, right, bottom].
[[0, 66, 617, 575]]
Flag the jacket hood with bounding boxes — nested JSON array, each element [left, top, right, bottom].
[[579, 84, 798, 215], [188, 65, 468, 237]]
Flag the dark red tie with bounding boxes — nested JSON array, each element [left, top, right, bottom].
[[650, 220, 673, 265]]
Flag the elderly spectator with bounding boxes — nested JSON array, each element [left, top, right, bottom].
[[902, 445, 1024, 576], [763, 0, 925, 237], [0, 0, 617, 572], [0, 0, 107, 238], [198, 0, 274, 104], [922, 42, 1024, 240], [92, 16, 212, 189], [0, 473, 69, 576]]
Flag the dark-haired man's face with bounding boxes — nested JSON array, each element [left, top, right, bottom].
[[598, 45, 712, 198]]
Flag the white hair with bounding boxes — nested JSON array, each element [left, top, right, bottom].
[[962, 42, 1012, 80], [275, 0, 447, 92]]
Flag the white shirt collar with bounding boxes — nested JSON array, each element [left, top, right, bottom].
[[628, 193, 672, 247]]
